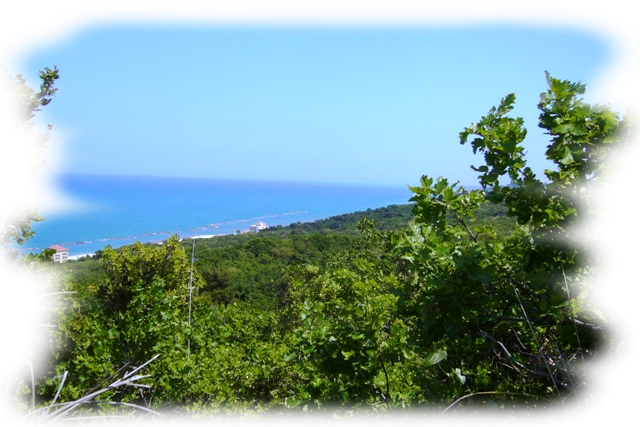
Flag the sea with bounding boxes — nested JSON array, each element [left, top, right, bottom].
[[17, 174, 414, 258]]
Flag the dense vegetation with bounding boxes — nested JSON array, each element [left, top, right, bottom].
[[51, 204, 413, 307], [11, 72, 629, 420], [56, 202, 510, 312]]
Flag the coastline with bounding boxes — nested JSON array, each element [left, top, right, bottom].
[[68, 253, 96, 261], [42, 231, 236, 261], [18, 174, 414, 258], [17, 216, 305, 258], [21, 203, 412, 261]]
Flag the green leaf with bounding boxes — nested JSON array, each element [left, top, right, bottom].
[[341, 350, 355, 360], [425, 349, 447, 366], [558, 146, 574, 165]]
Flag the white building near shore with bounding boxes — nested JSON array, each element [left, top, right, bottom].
[[249, 221, 267, 233], [49, 244, 69, 263]]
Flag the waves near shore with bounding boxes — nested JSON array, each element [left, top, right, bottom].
[[18, 174, 411, 257]]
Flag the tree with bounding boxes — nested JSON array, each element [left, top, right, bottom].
[[97, 236, 202, 365], [276, 72, 627, 410], [0, 66, 59, 258], [391, 72, 629, 408]]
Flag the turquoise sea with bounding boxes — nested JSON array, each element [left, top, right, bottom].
[[19, 174, 413, 257]]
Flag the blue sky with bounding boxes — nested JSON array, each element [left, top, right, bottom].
[[18, 25, 610, 187]]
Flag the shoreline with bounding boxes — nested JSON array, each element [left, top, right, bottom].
[[14, 203, 418, 261], [16, 217, 297, 258], [65, 234, 225, 260], [19, 211, 324, 258], [59, 220, 302, 260], [16, 176, 413, 258], [62, 230, 250, 260]]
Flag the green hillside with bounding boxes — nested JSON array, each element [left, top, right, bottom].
[[17, 74, 621, 420]]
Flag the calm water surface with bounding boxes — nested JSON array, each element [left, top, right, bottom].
[[20, 174, 413, 256]]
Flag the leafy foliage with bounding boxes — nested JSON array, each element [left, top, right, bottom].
[[28, 72, 623, 417], [389, 72, 627, 407]]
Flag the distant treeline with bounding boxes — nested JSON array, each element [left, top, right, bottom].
[[65, 202, 512, 312], [264, 203, 416, 235], [67, 204, 420, 305]]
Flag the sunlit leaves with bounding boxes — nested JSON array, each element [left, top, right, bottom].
[[36, 72, 621, 414], [460, 93, 529, 188], [393, 72, 620, 405]]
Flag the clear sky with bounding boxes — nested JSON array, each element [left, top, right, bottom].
[[17, 25, 611, 187]]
